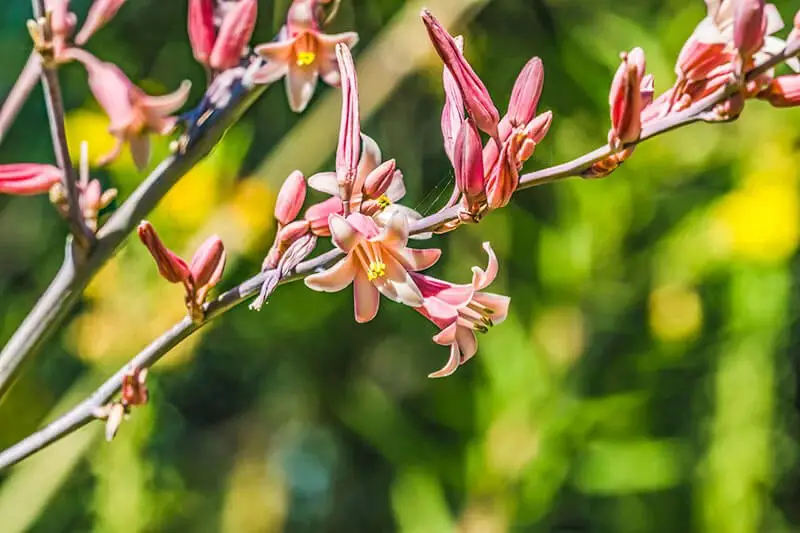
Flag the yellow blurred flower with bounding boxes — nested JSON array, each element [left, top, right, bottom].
[[649, 284, 703, 342]]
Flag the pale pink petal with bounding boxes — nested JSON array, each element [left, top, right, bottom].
[[329, 213, 359, 252], [764, 4, 784, 35], [141, 80, 192, 116], [353, 268, 380, 323], [345, 212, 381, 239], [316, 31, 360, 49], [373, 253, 423, 307], [308, 171, 340, 196], [390, 247, 441, 272], [385, 170, 406, 202], [432, 321, 458, 346], [472, 292, 510, 326], [304, 254, 357, 292], [472, 242, 499, 290], [427, 343, 461, 378], [286, 64, 320, 113], [357, 134, 382, 179], [255, 34, 297, 63], [128, 134, 151, 171], [455, 326, 478, 362], [252, 61, 289, 85], [374, 209, 409, 248]]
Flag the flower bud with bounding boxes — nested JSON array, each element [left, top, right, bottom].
[[441, 36, 465, 165], [189, 235, 226, 289], [46, 0, 77, 57], [454, 118, 484, 202], [137, 221, 191, 284], [208, 0, 257, 70], [0, 164, 61, 195], [335, 43, 361, 197], [421, 9, 500, 139], [676, 38, 730, 82], [304, 197, 344, 237], [734, 0, 767, 60], [759, 74, 800, 107], [363, 159, 397, 199], [188, 0, 216, 66], [75, 0, 127, 45], [507, 57, 544, 129], [608, 48, 646, 150], [485, 135, 520, 210], [274, 170, 307, 225]]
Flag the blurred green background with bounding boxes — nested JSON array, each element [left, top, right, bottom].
[[2, 0, 800, 531]]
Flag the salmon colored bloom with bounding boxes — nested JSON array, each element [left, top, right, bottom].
[[253, 0, 358, 112], [67, 50, 191, 170], [305, 211, 441, 323], [411, 242, 510, 378], [0, 164, 61, 195]]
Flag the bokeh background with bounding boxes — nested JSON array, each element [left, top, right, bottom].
[[2, 0, 800, 531]]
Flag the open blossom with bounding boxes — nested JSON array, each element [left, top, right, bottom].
[[67, 50, 191, 170], [412, 242, 510, 378], [75, 0, 127, 45], [0, 164, 61, 195], [253, 0, 359, 112], [305, 211, 441, 323]]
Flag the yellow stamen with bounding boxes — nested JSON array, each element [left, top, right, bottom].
[[367, 260, 387, 281], [376, 195, 392, 209], [296, 51, 316, 67]]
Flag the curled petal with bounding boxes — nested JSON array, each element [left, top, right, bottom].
[[357, 134, 383, 182], [286, 64, 320, 113], [507, 57, 544, 129], [137, 221, 191, 284], [471, 242, 499, 290], [305, 254, 357, 292], [140, 80, 192, 116], [428, 342, 461, 379], [189, 235, 226, 288], [354, 268, 380, 323]]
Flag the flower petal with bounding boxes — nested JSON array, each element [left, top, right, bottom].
[[128, 134, 151, 171], [304, 254, 357, 292], [373, 253, 423, 307], [455, 326, 478, 362], [354, 268, 380, 323], [427, 343, 461, 378], [286, 64, 320, 113], [391, 247, 441, 272], [308, 171, 340, 196], [141, 80, 192, 116], [472, 242, 499, 289], [329, 213, 359, 252]]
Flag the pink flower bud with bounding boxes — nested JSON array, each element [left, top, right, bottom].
[[304, 197, 344, 237], [734, 0, 767, 60], [75, 0, 127, 45], [363, 159, 397, 199], [485, 134, 520, 210], [188, 0, 216, 66], [278, 219, 312, 245], [274, 170, 307, 225], [335, 43, 361, 199], [189, 236, 226, 289], [441, 36, 465, 165], [0, 164, 61, 195], [608, 47, 646, 150], [760, 75, 800, 107], [46, 0, 77, 57], [208, 0, 257, 71], [137, 221, 191, 284], [507, 57, 544, 129], [454, 118, 484, 202], [421, 9, 500, 139]]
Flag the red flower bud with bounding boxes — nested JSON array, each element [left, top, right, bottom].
[[274, 170, 307, 225], [188, 0, 216, 66], [137, 221, 191, 284], [760, 75, 800, 107], [189, 235, 226, 289], [363, 159, 397, 199], [208, 0, 257, 70], [734, 0, 767, 60]]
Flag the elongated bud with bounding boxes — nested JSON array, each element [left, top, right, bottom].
[[609, 48, 646, 150], [335, 43, 361, 200], [189, 235, 226, 290], [760, 75, 800, 107], [363, 159, 397, 199], [304, 197, 344, 237], [508, 57, 544, 128], [208, 0, 257, 70], [188, 0, 216, 66], [421, 9, 500, 139], [0, 164, 61, 195], [137, 221, 191, 284], [485, 135, 520, 210], [75, 0, 126, 45], [454, 119, 484, 201], [734, 0, 766, 60], [441, 36, 465, 164], [275, 170, 307, 225]]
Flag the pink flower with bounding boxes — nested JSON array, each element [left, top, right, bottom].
[[67, 50, 191, 170], [253, 0, 359, 112], [608, 48, 647, 150], [75, 0, 127, 45], [0, 164, 61, 195], [421, 9, 500, 139], [305, 211, 441, 323], [411, 242, 510, 378]]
